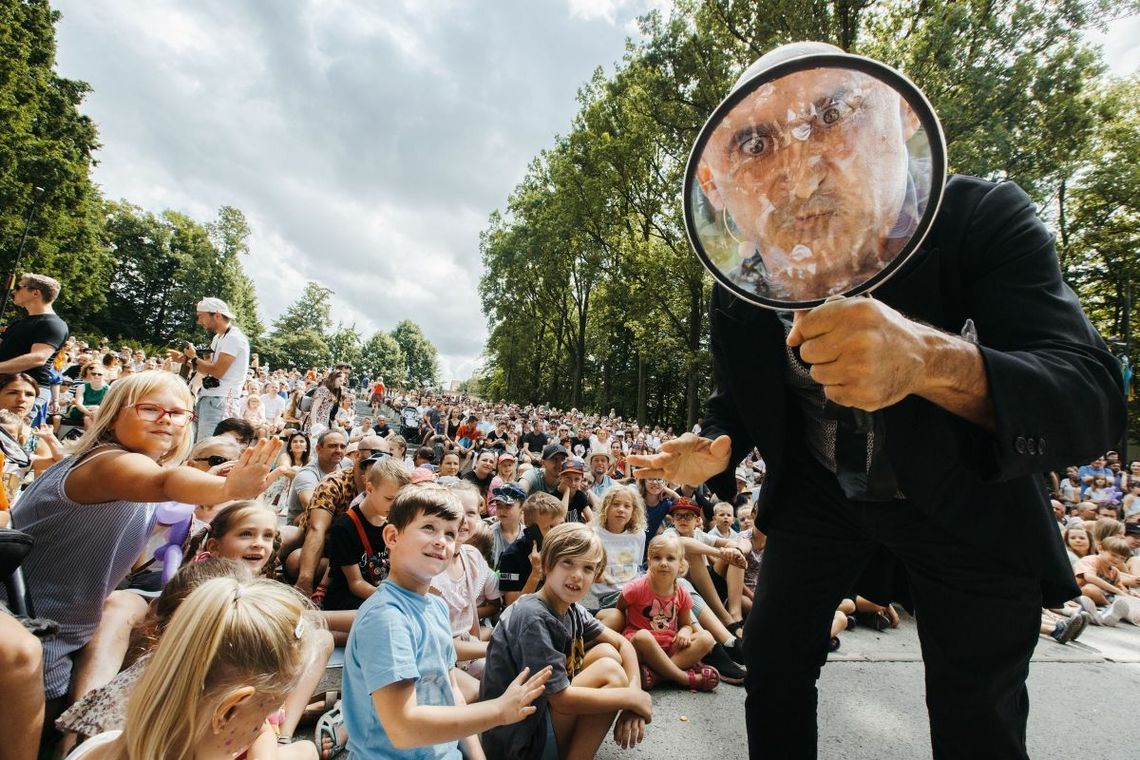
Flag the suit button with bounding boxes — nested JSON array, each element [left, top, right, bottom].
[[1027, 438, 1037, 455], [1038, 438, 1046, 454], [1014, 436, 1027, 454]]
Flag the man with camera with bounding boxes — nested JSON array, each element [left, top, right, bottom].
[[176, 297, 249, 442]]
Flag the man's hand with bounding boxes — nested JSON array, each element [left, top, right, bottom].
[[613, 710, 648, 749], [786, 297, 927, 412], [495, 666, 553, 725], [626, 433, 731, 487], [787, 297, 995, 429]]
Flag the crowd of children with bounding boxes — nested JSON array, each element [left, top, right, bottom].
[[2, 358, 1139, 760]]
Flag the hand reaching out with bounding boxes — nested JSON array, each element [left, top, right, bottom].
[[626, 433, 732, 487], [495, 666, 553, 725]]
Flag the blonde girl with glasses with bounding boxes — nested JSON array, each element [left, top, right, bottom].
[[66, 577, 324, 760], [1, 371, 281, 717]]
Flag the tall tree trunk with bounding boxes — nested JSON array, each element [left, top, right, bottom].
[[637, 353, 647, 425]]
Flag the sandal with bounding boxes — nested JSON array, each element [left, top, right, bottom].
[[639, 664, 657, 691], [726, 619, 745, 639], [316, 699, 347, 760], [686, 664, 719, 692]]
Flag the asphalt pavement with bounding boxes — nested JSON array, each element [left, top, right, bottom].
[[595, 612, 1140, 760]]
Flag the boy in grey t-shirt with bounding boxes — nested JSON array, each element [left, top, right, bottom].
[[480, 523, 651, 759]]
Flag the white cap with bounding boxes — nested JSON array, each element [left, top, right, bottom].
[[196, 297, 234, 318]]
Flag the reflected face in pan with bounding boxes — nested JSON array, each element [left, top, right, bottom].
[[699, 68, 918, 299]]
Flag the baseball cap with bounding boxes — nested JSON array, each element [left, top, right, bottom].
[[560, 457, 586, 475], [669, 498, 702, 515], [195, 297, 234, 318], [497, 452, 517, 464], [1125, 523, 1140, 536], [491, 483, 527, 505], [409, 467, 436, 484], [542, 443, 569, 460]]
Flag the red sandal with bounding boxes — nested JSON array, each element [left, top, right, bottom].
[[686, 664, 720, 692], [639, 664, 658, 690]]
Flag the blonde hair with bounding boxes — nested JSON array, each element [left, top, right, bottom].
[[1099, 535, 1132, 559], [594, 486, 646, 534], [1087, 517, 1125, 546], [71, 371, 194, 465], [522, 491, 567, 526], [540, 522, 606, 577], [368, 456, 412, 488], [117, 578, 321, 760]]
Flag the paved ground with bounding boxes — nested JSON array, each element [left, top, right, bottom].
[[595, 612, 1140, 759]]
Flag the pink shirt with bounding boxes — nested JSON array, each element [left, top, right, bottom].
[[621, 575, 692, 648]]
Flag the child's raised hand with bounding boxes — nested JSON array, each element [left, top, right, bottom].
[[528, 544, 542, 574], [613, 710, 648, 749], [495, 665, 553, 725], [222, 437, 283, 500]]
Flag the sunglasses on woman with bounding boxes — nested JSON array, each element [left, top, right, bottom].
[[193, 455, 230, 468]]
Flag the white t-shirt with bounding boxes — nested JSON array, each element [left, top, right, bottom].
[[199, 325, 249, 398], [66, 731, 122, 759], [261, 392, 286, 420], [592, 526, 645, 596]]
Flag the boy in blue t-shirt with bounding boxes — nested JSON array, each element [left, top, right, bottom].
[[342, 483, 552, 759]]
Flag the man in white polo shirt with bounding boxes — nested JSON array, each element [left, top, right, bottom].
[[180, 297, 250, 441]]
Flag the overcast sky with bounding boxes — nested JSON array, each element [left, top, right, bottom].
[[52, 2, 1137, 382]]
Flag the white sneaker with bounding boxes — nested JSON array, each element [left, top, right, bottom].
[[1118, 596, 1140, 625], [1100, 598, 1128, 627], [1076, 596, 1099, 622]]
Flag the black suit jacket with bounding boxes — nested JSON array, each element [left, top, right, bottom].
[[701, 176, 1125, 606]]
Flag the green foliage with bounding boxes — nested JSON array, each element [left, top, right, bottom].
[[391, 320, 439, 387], [327, 323, 363, 368], [0, 0, 113, 326], [259, 329, 331, 371], [270, 282, 333, 338], [358, 330, 406, 385]]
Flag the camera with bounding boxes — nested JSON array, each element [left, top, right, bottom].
[[201, 376, 221, 390]]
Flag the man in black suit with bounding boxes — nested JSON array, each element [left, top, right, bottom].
[[629, 42, 1125, 760]]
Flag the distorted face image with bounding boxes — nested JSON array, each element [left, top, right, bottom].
[[697, 67, 920, 300]]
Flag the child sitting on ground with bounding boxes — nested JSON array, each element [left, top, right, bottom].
[[342, 483, 551, 759], [591, 486, 647, 609], [499, 492, 568, 605], [618, 533, 719, 692], [707, 502, 738, 540], [321, 457, 409, 611], [664, 498, 747, 638], [481, 522, 652, 759], [65, 576, 325, 760]]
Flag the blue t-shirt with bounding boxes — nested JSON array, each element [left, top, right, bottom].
[[342, 581, 460, 760]]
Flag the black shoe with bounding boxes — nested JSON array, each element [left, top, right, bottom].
[[829, 636, 841, 652], [724, 638, 746, 666], [705, 644, 746, 685]]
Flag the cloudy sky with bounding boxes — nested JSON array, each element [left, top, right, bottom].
[[52, 2, 1136, 382]]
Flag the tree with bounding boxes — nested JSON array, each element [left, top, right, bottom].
[[358, 330, 406, 385], [0, 0, 113, 329], [270, 282, 333, 338], [391, 320, 440, 388], [327, 323, 363, 368], [259, 329, 331, 371]]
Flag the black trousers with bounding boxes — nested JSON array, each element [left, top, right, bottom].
[[744, 464, 1042, 760]]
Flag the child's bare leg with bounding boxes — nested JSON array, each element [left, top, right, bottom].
[[279, 630, 333, 739], [1081, 586, 1108, 606], [838, 598, 856, 616], [669, 630, 715, 672], [453, 668, 480, 705], [685, 559, 733, 625], [595, 608, 625, 632], [582, 641, 622, 668], [830, 610, 848, 638], [70, 591, 147, 694], [695, 606, 733, 644], [551, 655, 628, 759], [319, 610, 354, 647], [629, 629, 689, 686], [0, 612, 43, 760]]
